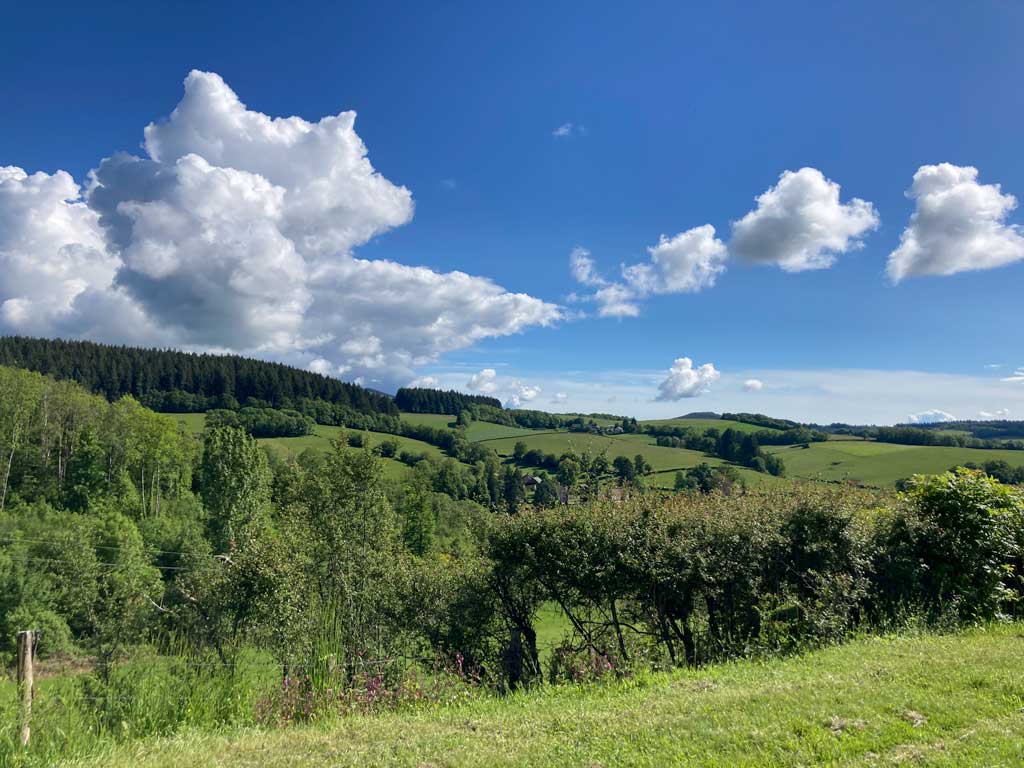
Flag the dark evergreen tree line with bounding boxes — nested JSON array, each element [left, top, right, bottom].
[[875, 425, 1024, 450], [394, 387, 501, 413], [0, 336, 397, 417]]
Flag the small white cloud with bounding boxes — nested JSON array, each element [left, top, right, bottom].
[[984, 363, 1004, 370], [407, 375, 439, 388], [467, 368, 498, 394], [439, 178, 457, 190], [308, 357, 333, 375], [505, 381, 542, 409], [594, 283, 641, 318], [624, 225, 728, 295], [569, 246, 607, 287], [888, 164, 1024, 282], [551, 392, 569, 405], [906, 409, 956, 424], [655, 357, 720, 401], [553, 123, 574, 137], [578, 225, 727, 318], [978, 408, 1010, 419], [743, 378, 764, 392], [1002, 368, 1024, 383], [731, 167, 879, 272]]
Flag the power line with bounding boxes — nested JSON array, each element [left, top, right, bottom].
[[2, 554, 196, 572], [0, 534, 216, 559]]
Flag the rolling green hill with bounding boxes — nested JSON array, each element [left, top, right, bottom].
[[169, 411, 1024, 490], [765, 439, 1024, 487], [481, 430, 777, 488], [641, 417, 779, 434], [165, 413, 447, 481], [396, 412, 456, 429]]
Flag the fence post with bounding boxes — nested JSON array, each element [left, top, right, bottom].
[[16, 630, 35, 748]]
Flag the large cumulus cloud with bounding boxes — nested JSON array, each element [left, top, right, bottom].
[[0, 71, 561, 383], [886, 163, 1024, 282], [655, 357, 720, 401], [731, 167, 879, 272]]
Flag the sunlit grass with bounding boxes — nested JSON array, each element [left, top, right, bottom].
[[63, 624, 1024, 768]]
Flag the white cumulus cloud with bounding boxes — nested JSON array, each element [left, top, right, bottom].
[[906, 409, 956, 424], [655, 357, 720, 401], [743, 378, 764, 392], [573, 225, 727, 318], [887, 164, 1024, 282], [407, 375, 440, 388], [551, 392, 569, 405], [731, 167, 879, 272], [467, 368, 498, 394], [623, 225, 728, 295], [0, 71, 561, 385], [0, 166, 121, 335], [978, 408, 1010, 419], [505, 381, 542, 409], [1002, 368, 1024, 383], [553, 123, 574, 137]]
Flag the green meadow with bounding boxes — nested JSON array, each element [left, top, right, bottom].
[[169, 410, 1024, 490], [765, 439, 1024, 487], [69, 624, 1024, 768], [396, 412, 456, 429], [640, 417, 779, 434]]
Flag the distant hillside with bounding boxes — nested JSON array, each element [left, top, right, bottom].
[[0, 336, 397, 416], [894, 419, 1024, 441], [678, 411, 720, 419], [720, 412, 801, 430]]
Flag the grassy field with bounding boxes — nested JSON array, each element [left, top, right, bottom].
[[484, 431, 781, 489], [485, 432, 720, 471], [70, 624, 1024, 768], [164, 412, 207, 434], [641, 417, 779, 434], [398, 412, 456, 429], [765, 440, 1024, 487], [398, 412, 543, 442], [255, 424, 439, 460], [464, 422, 544, 442], [255, 425, 446, 481]]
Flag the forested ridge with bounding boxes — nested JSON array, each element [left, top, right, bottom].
[[0, 336, 397, 417], [395, 388, 502, 413]]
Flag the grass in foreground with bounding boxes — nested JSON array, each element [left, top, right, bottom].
[[69, 624, 1024, 767]]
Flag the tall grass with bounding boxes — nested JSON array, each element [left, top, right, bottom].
[[0, 648, 277, 767]]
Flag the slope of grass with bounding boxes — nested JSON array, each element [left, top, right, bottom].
[[70, 624, 1024, 768], [463, 422, 542, 442], [255, 426, 448, 481], [765, 440, 1024, 487], [163, 412, 207, 435], [398, 412, 456, 429], [641, 417, 779, 434], [486, 432, 721, 473], [254, 425, 442, 461]]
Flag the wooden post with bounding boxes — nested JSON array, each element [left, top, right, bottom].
[[16, 630, 35, 748]]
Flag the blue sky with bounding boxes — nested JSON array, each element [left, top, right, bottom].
[[2, 1, 1023, 422]]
